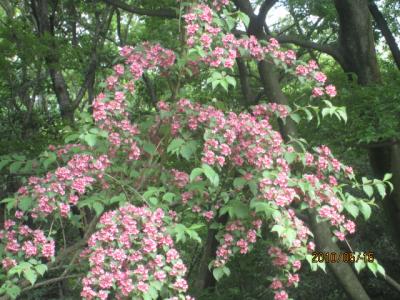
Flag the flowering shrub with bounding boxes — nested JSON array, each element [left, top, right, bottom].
[[81, 205, 192, 300], [0, 0, 391, 300]]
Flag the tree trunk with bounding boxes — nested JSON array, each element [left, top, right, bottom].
[[334, 0, 381, 85], [32, 0, 74, 123]]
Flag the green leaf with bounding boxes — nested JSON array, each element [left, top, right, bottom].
[[367, 261, 378, 276], [285, 228, 297, 245], [190, 168, 203, 182], [35, 264, 47, 276], [149, 197, 158, 206], [202, 164, 219, 187], [284, 152, 297, 164], [337, 107, 347, 123], [93, 202, 104, 216], [290, 113, 301, 124], [162, 192, 175, 203], [271, 224, 285, 236], [65, 133, 79, 143], [304, 108, 313, 121], [354, 259, 366, 273], [186, 228, 202, 243], [238, 11, 250, 27], [23, 268, 37, 286], [226, 75, 236, 87], [344, 202, 359, 218], [180, 140, 197, 161], [9, 161, 23, 173], [363, 185, 374, 198], [19, 197, 32, 211], [43, 152, 57, 169], [1, 197, 16, 211], [377, 263, 385, 276], [5, 284, 21, 300], [213, 268, 225, 281], [375, 183, 386, 199], [143, 142, 157, 155], [359, 201, 371, 220], [0, 159, 11, 171], [383, 173, 392, 181], [233, 177, 246, 189], [109, 193, 126, 205], [84, 133, 97, 147], [167, 138, 185, 154]]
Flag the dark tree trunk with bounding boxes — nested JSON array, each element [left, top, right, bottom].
[[193, 228, 218, 291], [31, 0, 74, 123], [334, 0, 381, 85]]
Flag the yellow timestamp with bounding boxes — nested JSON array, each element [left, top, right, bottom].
[[311, 251, 375, 263]]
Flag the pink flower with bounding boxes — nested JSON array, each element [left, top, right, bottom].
[[99, 273, 114, 289], [314, 72, 327, 83], [325, 84, 337, 97], [137, 281, 149, 293], [270, 279, 283, 290], [274, 290, 289, 300], [42, 240, 55, 259], [173, 278, 188, 292], [344, 220, 356, 234], [312, 87, 324, 97], [203, 210, 214, 221], [334, 230, 346, 241]]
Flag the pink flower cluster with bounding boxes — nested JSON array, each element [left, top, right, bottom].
[[81, 204, 192, 300], [183, 3, 336, 99], [15, 154, 110, 219], [0, 220, 55, 271], [213, 219, 262, 267]]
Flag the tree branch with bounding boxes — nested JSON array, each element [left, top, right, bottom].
[[368, 1, 400, 70], [275, 35, 344, 64], [20, 274, 83, 294], [102, 0, 177, 19]]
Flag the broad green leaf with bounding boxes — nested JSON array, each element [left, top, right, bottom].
[[35, 264, 47, 276], [109, 193, 126, 205], [383, 173, 392, 181], [354, 259, 366, 273], [271, 224, 285, 236], [190, 168, 204, 182], [344, 202, 359, 218], [290, 113, 301, 124], [167, 138, 185, 154], [84, 133, 97, 147], [213, 267, 224, 281], [162, 192, 175, 203], [19, 197, 32, 211], [93, 202, 104, 216], [367, 261, 378, 276], [23, 268, 37, 286], [375, 183, 386, 199], [359, 201, 371, 220], [5, 284, 21, 300], [202, 164, 219, 187], [180, 140, 197, 161], [363, 185, 374, 198]]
